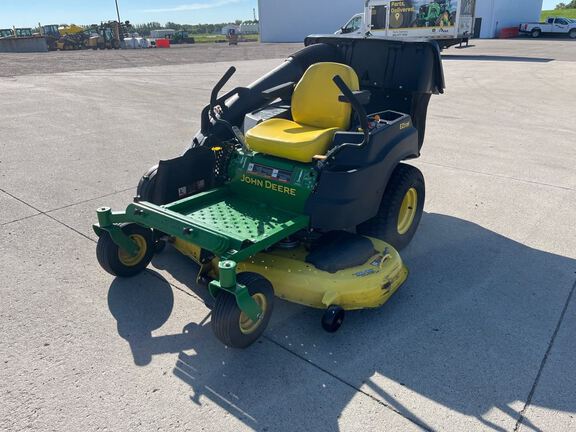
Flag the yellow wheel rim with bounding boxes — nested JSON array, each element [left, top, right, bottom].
[[118, 234, 148, 267], [397, 188, 418, 235], [239, 293, 267, 335]]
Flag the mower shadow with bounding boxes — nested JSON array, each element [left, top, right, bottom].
[[106, 212, 576, 432], [107, 271, 204, 366]]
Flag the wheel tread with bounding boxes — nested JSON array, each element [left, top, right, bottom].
[[95, 224, 154, 277], [211, 272, 274, 348], [357, 163, 425, 250]]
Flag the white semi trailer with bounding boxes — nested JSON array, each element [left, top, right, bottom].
[[337, 0, 476, 49]]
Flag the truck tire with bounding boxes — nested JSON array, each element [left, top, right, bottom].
[[569, 29, 576, 39], [356, 163, 425, 251], [531, 28, 541, 38]]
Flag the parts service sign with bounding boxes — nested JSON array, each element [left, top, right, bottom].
[[388, 0, 457, 38]]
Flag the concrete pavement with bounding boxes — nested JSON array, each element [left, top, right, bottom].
[[1, 39, 575, 431]]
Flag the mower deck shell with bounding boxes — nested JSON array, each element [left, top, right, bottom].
[[174, 237, 407, 311]]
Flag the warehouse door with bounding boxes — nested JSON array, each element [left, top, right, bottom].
[[473, 17, 482, 38]]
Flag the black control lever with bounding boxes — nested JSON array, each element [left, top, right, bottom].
[[210, 66, 236, 120], [332, 75, 370, 146], [207, 66, 247, 147]]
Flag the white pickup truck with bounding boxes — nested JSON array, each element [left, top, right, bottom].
[[519, 17, 576, 39]]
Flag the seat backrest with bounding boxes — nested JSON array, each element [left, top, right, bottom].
[[291, 62, 359, 130]]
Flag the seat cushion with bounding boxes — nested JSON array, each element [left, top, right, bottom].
[[292, 62, 359, 130], [245, 118, 339, 163]]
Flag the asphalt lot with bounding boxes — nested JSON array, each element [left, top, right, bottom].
[[1, 38, 575, 431]]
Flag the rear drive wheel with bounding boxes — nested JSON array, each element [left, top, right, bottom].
[[136, 164, 158, 203], [357, 163, 425, 251], [569, 29, 576, 39], [96, 223, 154, 277], [136, 164, 167, 251], [531, 28, 541, 38], [211, 273, 274, 348]]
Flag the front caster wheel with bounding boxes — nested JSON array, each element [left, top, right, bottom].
[[211, 273, 274, 348], [96, 223, 154, 277], [321, 305, 345, 333]]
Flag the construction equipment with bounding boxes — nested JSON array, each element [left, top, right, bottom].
[[94, 36, 444, 348], [40, 24, 62, 50], [226, 28, 239, 45], [171, 30, 195, 44], [14, 28, 34, 37], [39, 24, 90, 50], [0, 28, 35, 38], [86, 21, 131, 49]]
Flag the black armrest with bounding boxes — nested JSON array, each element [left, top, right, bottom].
[[338, 90, 371, 105], [262, 81, 295, 101]]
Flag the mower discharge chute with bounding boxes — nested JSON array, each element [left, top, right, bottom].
[[94, 36, 445, 348]]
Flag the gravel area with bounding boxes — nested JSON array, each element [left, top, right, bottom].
[[0, 42, 303, 77]]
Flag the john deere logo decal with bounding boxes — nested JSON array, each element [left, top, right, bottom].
[[240, 174, 297, 196]]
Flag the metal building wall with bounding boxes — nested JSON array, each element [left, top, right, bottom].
[[258, 0, 360, 43], [258, 0, 544, 42], [475, 0, 543, 38]]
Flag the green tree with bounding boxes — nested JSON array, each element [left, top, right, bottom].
[[165, 21, 182, 30]]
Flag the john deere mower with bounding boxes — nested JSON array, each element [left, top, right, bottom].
[[94, 36, 444, 348]]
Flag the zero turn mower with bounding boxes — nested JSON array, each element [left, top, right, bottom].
[[94, 35, 444, 348]]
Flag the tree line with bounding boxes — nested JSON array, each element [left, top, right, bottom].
[[555, 1, 576, 9], [133, 20, 259, 36]]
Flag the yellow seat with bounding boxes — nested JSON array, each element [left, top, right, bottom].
[[245, 62, 359, 163]]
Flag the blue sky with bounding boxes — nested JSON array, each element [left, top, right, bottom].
[[0, 0, 564, 28], [0, 0, 258, 28]]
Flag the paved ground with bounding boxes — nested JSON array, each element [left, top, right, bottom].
[[1, 39, 575, 431]]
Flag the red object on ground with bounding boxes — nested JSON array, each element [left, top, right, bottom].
[[498, 27, 519, 39], [156, 38, 170, 48]]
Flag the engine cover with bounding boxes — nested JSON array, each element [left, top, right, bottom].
[[228, 149, 317, 213]]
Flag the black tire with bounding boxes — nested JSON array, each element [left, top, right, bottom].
[[357, 163, 425, 251], [531, 28, 541, 38], [321, 305, 345, 333], [211, 272, 274, 348], [569, 29, 576, 39], [136, 164, 158, 203], [96, 223, 154, 277], [137, 165, 170, 247]]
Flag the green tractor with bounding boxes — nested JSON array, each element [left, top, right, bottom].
[[171, 30, 195, 44], [94, 36, 444, 348]]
